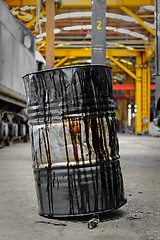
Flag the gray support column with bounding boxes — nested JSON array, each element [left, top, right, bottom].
[[155, 0, 160, 76], [154, 0, 160, 126], [91, 0, 106, 65]]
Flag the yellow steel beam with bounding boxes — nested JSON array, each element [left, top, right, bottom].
[[119, 99, 122, 128], [5, 0, 36, 6], [141, 54, 150, 131], [135, 52, 142, 134], [40, 48, 138, 58], [120, 6, 155, 36], [17, 12, 33, 22], [143, 47, 155, 63], [5, 0, 154, 7], [45, 0, 55, 69], [37, 42, 46, 51], [26, 16, 36, 29], [109, 56, 137, 80], [54, 57, 68, 68], [141, 65, 148, 131], [147, 63, 151, 124], [62, 0, 154, 8]]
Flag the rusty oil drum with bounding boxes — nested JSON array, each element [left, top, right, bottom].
[[23, 65, 127, 217]]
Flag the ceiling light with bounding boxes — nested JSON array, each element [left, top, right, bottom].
[[117, 28, 131, 34], [128, 31, 148, 40], [20, 6, 36, 11], [36, 38, 44, 42], [55, 11, 138, 24], [106, 26, 148, 40], [143, 5, 155, 11], [126, 46, 134, 51], [63, 25, 91, 31], [36, 29, 61, 39], [55, 12, 92, 20], [54, 29, 61, 33], [106, 12, 138, 23], [39, 17, 47, 23], [63, 24, 148, 40], [12, 11, 19, 15], [120, 59, 133, 65], [144, 21, 155, 29], [36, 32, 46, 38], [106, 26, 117, 31]]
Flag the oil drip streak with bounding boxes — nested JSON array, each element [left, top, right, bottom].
[[62, 119, 74, 215]]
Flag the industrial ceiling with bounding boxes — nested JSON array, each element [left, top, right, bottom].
[[4, 0, 156, 133], [4, 0, 155, 67]]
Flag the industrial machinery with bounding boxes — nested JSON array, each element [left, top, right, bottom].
[[0, 0, 37, 147]]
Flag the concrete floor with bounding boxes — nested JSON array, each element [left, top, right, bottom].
[[0, 135, 160, 240]]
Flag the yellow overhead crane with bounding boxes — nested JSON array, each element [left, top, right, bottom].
[[5, 0, 154, 7], [5, 0, 155, 134]]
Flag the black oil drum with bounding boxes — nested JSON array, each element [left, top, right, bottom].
[[23, 65, 127, 217]]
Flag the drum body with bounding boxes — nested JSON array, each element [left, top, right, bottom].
[[23, 65, 127, 217]]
